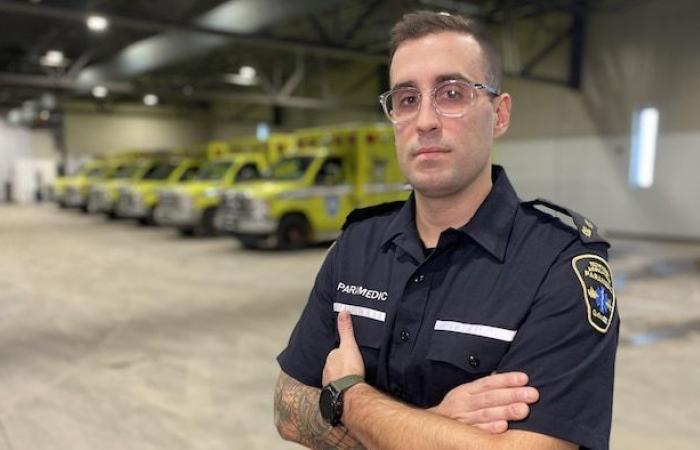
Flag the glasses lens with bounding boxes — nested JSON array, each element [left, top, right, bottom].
[[384, 88, 420, 122], [434, 81, 475, 116]]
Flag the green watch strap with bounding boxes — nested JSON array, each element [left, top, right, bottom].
[[330, 374, 365, 392]]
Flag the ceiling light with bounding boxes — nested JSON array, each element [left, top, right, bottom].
[[40, 50, 65, 67], [86, 15, 109, 32], [92, 85, 108, 98], [39, 110, 51, 121], [40, 92, 57, 110], [143, 94, 159, 106], [239, 66, 256, 78]]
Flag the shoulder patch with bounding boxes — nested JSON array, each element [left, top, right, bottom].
[[523, 198, 608, 245], [571, 254, 616, 334], [342, 201, 405, 230]]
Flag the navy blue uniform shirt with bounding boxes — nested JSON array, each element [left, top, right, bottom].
[[278, 165, 619, 450]]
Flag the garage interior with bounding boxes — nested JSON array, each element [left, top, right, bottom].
[[1, 0, 699, 449]]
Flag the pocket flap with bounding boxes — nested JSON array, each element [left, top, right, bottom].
[[427, 328, 511, 373]]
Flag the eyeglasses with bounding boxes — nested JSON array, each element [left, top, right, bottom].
[[378, 79, 500, 124]]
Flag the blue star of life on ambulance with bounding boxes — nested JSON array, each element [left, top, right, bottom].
[[595, 286, 609, 314]]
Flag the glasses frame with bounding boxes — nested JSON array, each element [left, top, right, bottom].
[[378, 79, 500, 124]]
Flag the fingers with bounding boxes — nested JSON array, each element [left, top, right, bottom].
[[337, 311, 357, 348], [465, 372, 529, 394], [458, 403, 531, 426], [471, 386, 539, 411]]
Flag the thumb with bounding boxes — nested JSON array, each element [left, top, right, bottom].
[[337, 311, 357, 348]]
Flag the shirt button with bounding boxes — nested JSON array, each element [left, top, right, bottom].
[[400, 330, 410, 342], [467, 353, 480, 368], [412, 274, 425, 283]]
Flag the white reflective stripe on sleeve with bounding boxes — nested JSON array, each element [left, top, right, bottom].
[[434, 320, 517, 342], [333, 303, 386, 322]]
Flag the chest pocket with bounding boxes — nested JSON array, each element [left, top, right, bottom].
[[425, 329, 512, 407]]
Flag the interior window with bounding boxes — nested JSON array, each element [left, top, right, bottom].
[[315, 158, 344, 185]]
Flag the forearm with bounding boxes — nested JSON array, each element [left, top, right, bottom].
[[274, 372, 366, 450], [343, 384, 573, 450]]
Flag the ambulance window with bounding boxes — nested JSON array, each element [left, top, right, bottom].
[[235, 163, 260, 182], [179, 166, 199, 181], [196, 161, 231, 180], [113, 165, 138, 179], [267, 157, 313, 180], [87, 168, 103, 178], [315, 158, 344, 185], [143, 163, 176, 180]]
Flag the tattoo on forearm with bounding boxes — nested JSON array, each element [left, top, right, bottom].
[[274, 373, 365, 449]]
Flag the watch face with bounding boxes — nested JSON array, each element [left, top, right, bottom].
[[319, 386, 335, 423]]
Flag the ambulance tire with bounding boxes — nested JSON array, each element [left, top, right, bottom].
[[277, 214, 310, 250], [178, 227, 195, 236], [195, 207, 218, 236], [138, 207, 156, 226]]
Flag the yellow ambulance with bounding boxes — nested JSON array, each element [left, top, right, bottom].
[[218, 123, 409, 249], [154, 135, 294, 236]]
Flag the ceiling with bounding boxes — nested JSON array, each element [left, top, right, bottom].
[[0, 0, 644, 126]]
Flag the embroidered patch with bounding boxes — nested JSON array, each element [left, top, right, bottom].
[[572, 254, 616, 333]]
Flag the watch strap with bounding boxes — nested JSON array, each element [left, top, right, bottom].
[[330, 374, 365, 393]]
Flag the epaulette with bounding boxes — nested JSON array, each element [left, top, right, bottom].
[[522, 198, 609, 245], [342, 201, 405, 230]]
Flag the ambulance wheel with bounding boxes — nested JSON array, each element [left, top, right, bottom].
[[195, 207, 217, 236], [138, 207, 156, 226], [277, 215, 310, 250], [178, 226, 195, 236]]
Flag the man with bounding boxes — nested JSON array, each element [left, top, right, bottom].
[[275, 10, 618, 450]]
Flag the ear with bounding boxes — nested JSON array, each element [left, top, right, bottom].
[[492, 93, 512, 139]]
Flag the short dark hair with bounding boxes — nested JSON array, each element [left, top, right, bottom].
[[390, 11, 502, 89]]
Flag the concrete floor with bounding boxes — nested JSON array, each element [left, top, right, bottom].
[[0, 204, 699, 450]]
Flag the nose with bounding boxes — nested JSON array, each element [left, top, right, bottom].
[[414, 92, 440, 134]]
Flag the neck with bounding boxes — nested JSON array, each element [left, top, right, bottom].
[[414, 167, 493, 248]]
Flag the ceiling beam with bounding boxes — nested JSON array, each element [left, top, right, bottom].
[[0, 71, 376, 111], [0, 0, 387, 64]]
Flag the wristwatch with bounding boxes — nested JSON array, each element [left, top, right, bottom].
[[319, 374, 365, 426]]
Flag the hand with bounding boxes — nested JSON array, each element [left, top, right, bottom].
[[322, 311, 366, 386], [428, 372, 539, 434]]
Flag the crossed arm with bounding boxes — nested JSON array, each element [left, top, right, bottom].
[[274, 311, 577, 450]]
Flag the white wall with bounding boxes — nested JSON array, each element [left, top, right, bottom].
[[0, 120, 59, 204], [498, 0, 700, 239]]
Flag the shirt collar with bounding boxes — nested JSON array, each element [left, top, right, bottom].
[[380, 165, 520, 262], [457, 165, 520, 262], [380, 192, 420, 257]]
